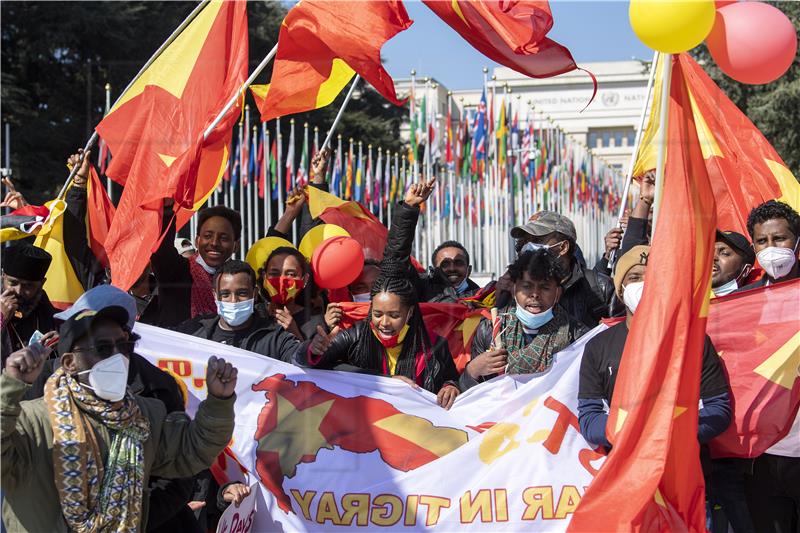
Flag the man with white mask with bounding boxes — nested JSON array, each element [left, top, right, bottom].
[[177, 260, 301, 363], [735, 199, 800, 533], [738, 200, 799, 290], [1, 305, 237, 532], [711, 230, 755, 297], [460, 248, 589, 390]]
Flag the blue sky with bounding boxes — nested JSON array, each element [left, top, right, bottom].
[[382, 1, 653, 89]]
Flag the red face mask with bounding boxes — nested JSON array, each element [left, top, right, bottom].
[[369, 322, 410, 348], [264, 276, 304, 305]]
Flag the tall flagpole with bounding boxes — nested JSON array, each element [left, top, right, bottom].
[[238, 117, 246, 257], [58, 0, 213, 199], [103, 83, 112, 200], [652, 54, 672, 235], [264, 122, 271, 239], [250, 124, 258, 250], [609, 50, 659, 266], [276, 117, 284, 219]]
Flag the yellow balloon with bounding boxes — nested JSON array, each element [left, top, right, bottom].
[[298, 224, 350, 260], [629, 0, 716, 53], [245, 237, 294, 273]]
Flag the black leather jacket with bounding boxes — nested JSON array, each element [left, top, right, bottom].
[[295, 321, 460, 393]]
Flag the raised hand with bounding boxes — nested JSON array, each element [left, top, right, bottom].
[[310, 147, 331, 184], [466, 348, 508, 380], [0, 178, 28, 210], [437, 384, 460, 410], [403, 178, 436, 208], [274, 306, 303, 340], [603, 227, 623, 259], [66, 149, 92, 188], [309, 325, 340, 357], [324, 303, 343, 329], [205, 356, 238, 399], [4, 341, 54, 384], [0, 289, 19, 321]]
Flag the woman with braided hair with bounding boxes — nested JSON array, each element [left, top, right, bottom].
[[299, 260, 461, 409]]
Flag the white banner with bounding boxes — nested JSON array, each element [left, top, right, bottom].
[[135, 323, 607, 531]]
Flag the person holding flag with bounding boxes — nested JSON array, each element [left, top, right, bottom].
[[151, 204, 242, 327], [739, 200, 800, 290], [711, 230, 755, 297]]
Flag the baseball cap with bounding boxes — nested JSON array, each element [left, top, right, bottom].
[[510, 211, 577, 242], [174, 238, 196, 255], [613, 245, 650, 297], [716, 230, 755, 265], [54, 285, 137, 330], [57, 306, 130, 356]]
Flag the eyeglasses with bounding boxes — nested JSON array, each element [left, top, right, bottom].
[[73, 340, 136, 358]]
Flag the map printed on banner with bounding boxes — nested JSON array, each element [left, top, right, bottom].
[[134, 323, 608, 532]]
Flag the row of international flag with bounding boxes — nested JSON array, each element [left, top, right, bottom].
[[214, 87, 623, 231]]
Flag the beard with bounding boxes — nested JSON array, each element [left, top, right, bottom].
[[18, 291, 43, 318]]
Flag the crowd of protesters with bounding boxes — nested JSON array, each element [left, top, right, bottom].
[[0, 146, 797, 532]]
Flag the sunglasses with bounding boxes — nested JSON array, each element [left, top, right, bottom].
[[73, 340, 136, 358]]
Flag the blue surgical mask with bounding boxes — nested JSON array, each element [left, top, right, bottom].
[[712, 278, 738, 297], [514, 305, 554, 330], [351, 292, 371, 303], [455, 278, 469, 295], [216, 298, 254, 327]]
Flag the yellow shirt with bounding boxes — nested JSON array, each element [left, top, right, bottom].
[[372, 324, 409, 375]]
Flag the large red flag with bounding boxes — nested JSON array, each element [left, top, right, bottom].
[[257, 0, 411, 121], [570, 56, 717, 532], [96, 0, 248, 290], [707, 280, 800, 458], [423, 0, 576, 78]]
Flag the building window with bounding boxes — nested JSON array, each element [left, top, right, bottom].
[[588, 127, 636, 148]]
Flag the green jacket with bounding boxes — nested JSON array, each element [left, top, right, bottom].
[[1, 373, 235, 532]]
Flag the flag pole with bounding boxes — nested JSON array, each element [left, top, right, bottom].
[[103, 83, 112, 200], [264, 122, 271, 238], [321, 74, 361, 151], [203, 43, 278, 140], [57, 0, 213, 200], [651, 54, 672, 236], [609, 50, 659, 265]]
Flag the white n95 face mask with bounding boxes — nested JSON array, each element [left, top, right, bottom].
[[77, 353, 130, 402], [757, 245, 798, 280], [622, 281, 645, 314]]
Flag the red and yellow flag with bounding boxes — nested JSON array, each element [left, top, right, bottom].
[[423, 0, 576, 78], [707, 280, 800, 459], [570, 56, 717, 532], [96, 0, 248, 290], [255, 0, 411, 121], [633, 53, 799, 235], [307, 185, 389, 262]]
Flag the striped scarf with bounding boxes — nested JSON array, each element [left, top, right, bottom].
[[499, 305, 574, 374], [44, 367, 150, 533]]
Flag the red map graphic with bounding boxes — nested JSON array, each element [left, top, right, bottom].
[[252, 374, 468, 513]]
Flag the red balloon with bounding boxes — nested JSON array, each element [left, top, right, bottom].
[[706, 2, 797, 85], [714, 0, 736, 8], [311, 236, 365, 289]]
